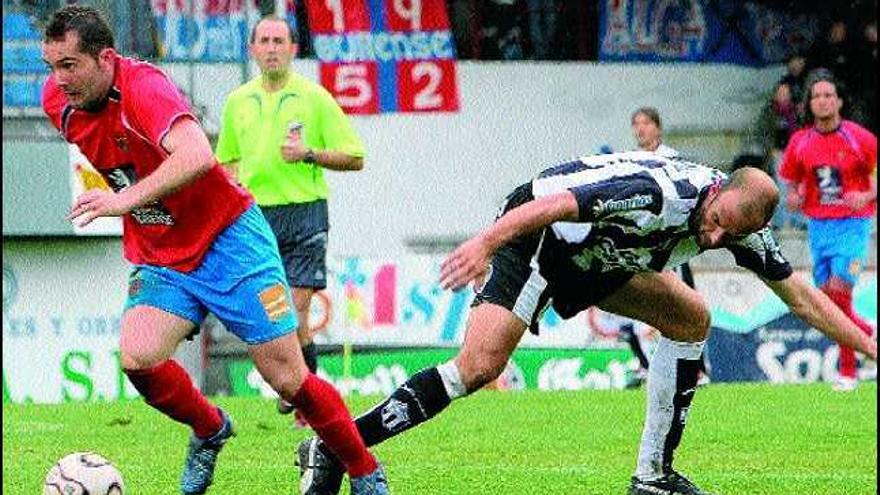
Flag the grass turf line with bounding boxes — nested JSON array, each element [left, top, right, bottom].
[[4, 382, 876, 494]]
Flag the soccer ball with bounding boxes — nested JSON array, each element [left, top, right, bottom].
[[43, 452, 125, 494]]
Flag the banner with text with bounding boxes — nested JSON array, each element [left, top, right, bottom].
[[4, 241, 876, 404], [701, 271, 877, 384], [2, 254, 136, 404], [226, 347, 638, 398], [304, 0, 460, 114], [309, 256, 625, 349], [151, 0, 294, 61], [598, 0, 820, 65]]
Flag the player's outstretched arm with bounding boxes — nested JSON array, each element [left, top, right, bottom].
[[764, 272, 877, 360], [67, 119, 214, 227], [439, 191, 578, 290]]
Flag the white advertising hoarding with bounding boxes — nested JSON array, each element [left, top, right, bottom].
[[6, 238, 874, 403], [67, 143, 123, 236]]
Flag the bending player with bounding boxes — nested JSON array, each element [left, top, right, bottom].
[[297, 152, 876, 495]]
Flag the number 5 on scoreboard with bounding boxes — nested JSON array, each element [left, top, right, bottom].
[[321, 62, 380, 114]]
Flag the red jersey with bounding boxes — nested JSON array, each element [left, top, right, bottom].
[[43, 55, 252, 271], [779, 120, 877, 219]]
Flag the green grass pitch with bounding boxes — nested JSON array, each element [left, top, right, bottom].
[[4, 382, 876, 494]]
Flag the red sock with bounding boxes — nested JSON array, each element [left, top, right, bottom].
[[291, 374, 377, 477], [824, 287, 874, 379], [839, 345, 858, 379], [125, 360, 223, 439]]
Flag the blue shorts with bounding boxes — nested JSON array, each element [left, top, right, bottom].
[[125, 204, 298, 344], [807, 217, 871, 287]]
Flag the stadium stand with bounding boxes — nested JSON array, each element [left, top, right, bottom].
[[3, 12, 48, 110]]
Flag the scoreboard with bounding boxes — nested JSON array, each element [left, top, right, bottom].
[[305, 0, 460, 114]]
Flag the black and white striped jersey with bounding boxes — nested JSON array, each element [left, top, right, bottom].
[[529, 151, 792, 288]]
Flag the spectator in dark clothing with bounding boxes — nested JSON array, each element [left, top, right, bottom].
[[449, 0, 480, 59], [761, 83, 808, 231], [850, 21, 877, 133], [806, 20, 856, 90], [525, 0, 560, 59], [769, 82, 800, 151], [479, 0, 526, 60], [779, 53, 807, 121], [293, 0, 314, 58], [554, 1, 595, 60]]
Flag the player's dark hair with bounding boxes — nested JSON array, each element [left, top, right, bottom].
[[803, 68, 846, 122], [44, 5, 115, 58], [250, 16, 298, 44], [631, 107, 662, 128]]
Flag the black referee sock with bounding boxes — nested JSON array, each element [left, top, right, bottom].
[[354, 367, 452, 447], [301, 342, 318, 374]]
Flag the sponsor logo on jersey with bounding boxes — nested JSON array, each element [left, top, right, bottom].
[[592, 194, 653, 217]]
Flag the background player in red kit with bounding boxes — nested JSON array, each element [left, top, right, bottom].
[[779, 68, 877, 392], [40, 6, 388, 494]]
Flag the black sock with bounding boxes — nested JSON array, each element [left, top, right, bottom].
[[354, 367, 452, 447], [301, 342, 318, 374], [662, 358, 701, 473]]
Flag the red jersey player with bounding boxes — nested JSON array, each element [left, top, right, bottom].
[[41, 6, 388, 493], [779, 68, 877, 391]]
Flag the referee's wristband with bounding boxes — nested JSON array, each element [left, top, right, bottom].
[[303, 149, 317, 164]]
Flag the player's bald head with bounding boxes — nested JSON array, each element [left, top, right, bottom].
[[720, 167, 779, 230]]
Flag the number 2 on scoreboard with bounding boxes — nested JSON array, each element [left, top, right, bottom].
[[412, 61, 442, 110]]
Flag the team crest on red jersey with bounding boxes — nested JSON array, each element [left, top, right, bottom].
[[114, 134, 129, 151]]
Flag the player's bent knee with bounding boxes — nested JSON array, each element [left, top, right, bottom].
[[264, 373, 304, 401], [655, 306, 710, 342], [118, 322, 184, 370], [118, 347, 164, 371], [294, 298, 311, 314], [251, 354, 308, 398], [676, 297, 710, 341]]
